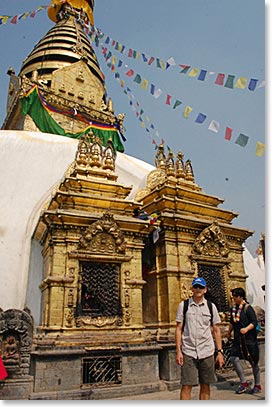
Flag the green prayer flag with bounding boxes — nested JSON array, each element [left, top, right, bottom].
[[133, 74, 142, 84], [235, 133, 249, 147], [224, 75, 235, 89], [173, 100, 182, 109]]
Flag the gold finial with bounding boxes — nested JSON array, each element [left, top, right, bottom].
[[155, 143, 166, 169], [48, 0, 94, 25]]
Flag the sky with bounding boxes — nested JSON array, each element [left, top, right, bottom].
[[0, 0, 266, 256]]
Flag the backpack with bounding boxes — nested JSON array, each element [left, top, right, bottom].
[[243, 303, 261, 335], [182, 298, 214, 332]]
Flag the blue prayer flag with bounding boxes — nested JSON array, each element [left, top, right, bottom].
[[248, 79, 258, 91], [195, 113, 207, 124], [198, 70, 207, 81]]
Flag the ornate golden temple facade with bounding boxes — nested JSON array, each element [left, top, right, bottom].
[[0, 0, 254, 400]]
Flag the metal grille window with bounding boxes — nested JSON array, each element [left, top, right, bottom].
[[198, 264, 229, 312], [82, 356, 122, 385], [79, 262, 122, 317]]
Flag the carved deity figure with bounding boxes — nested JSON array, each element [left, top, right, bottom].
[[2, 336, 20, 365]]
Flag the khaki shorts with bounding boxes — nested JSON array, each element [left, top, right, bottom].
[[180, 353, 217, 386]]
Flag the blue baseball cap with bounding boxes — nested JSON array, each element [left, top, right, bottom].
[[192, 277, 207, 287]]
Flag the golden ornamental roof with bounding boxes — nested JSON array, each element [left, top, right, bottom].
[[48, 0, 94, 25]]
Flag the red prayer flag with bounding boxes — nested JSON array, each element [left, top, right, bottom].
[[125, 69, 134, 77], [30, 10, 37, 18], [10, 15, 18, 24], [166, 94, 172, 105], [128, 48, 133, 57], [148, 57, 155, 66], [225, 127, 233, 141], [215, 73, 225, 85]]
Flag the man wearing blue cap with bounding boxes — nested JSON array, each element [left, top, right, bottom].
[[175, 276, 224, 400]]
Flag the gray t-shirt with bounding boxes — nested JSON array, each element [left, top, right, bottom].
[[176, 297, 221, 359]]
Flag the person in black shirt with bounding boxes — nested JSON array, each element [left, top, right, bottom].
[[227, 287, 261, 395]]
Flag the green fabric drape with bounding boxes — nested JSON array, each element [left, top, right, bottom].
[[22, 87, 125, 152]]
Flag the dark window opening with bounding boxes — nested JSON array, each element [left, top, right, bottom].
[[77, 262, 122, 318], [198, 264, 229, 312], [142, 233, 156, 280]]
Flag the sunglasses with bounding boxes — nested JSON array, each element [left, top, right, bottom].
[[193, 284, 205, 289]]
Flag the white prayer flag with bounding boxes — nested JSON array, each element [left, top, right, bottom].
[[208, 120, 220, 133]]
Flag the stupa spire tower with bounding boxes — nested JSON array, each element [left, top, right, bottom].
[[2, 0, 125, 152]]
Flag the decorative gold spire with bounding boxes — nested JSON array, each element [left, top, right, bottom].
[[48, 0, 94, 25]]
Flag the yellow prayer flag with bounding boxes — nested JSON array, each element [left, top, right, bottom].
[[160, 60, 166, 70], [135, 52, 141, 60], [188, 68, 199, 77], [141, 79, 148, 90], [0, 16, 10, 24], [22, 12, 30, 19], [111, 55, 117, 65], [121, 80, 125, 88], [184, 106, 193, 119], [235, 77, 248, 89], [141, 122, 146, 128], [255, 141, 265, 157]]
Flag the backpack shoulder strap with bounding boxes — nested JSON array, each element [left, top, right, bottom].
[[207, 300, 214, 325], [182, 299, 189, 332]]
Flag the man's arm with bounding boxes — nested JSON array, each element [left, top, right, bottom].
[[175, 321, 184, 366], [213, 324, 224, 368]]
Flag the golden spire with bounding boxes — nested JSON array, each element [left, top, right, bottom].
[[48, 0, 94, 25]]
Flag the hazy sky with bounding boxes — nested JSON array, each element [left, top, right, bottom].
[[0, 0, 265, 255]]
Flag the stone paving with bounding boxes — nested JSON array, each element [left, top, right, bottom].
[[113, 367, 265, 400]]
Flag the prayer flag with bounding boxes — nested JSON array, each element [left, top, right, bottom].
[[142, 53, 148, 62], [150, 84, 155, 95], [105, 36, 110, 44], [235, 133, 249, 147], [30, 10, 37, 18], [166, 95, 172, 105], [248, 79, 258, 91], [117, 60, 123, 68], [10, 15, 19, 24], [255, 141, 265, 157], [257, 80, 265, 89], [173, 100, 182, 109], [224, 127, 233, 141], [156, 58, 162, 69], [167, 57, 176, 66], [235, 77, 248, 89], [184, 106, 193, 118], [0, 16, 10, 24], [125, 69, 134, 77], [128, 48, 133, 57], [148, 57, 155, 65], [141, 79, 148, 90], [198, 70, 207, 81], [134, 74, 142, 84], [188, 68, 199, 77], [224, 75, 235, 89], [21, 12, 30, 20], [195, 113, 207, 124], [154, 88, 162, 99], [180, 65, 190, 74], [208, 120, 220, 133], [215, 73, 225, 85]]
